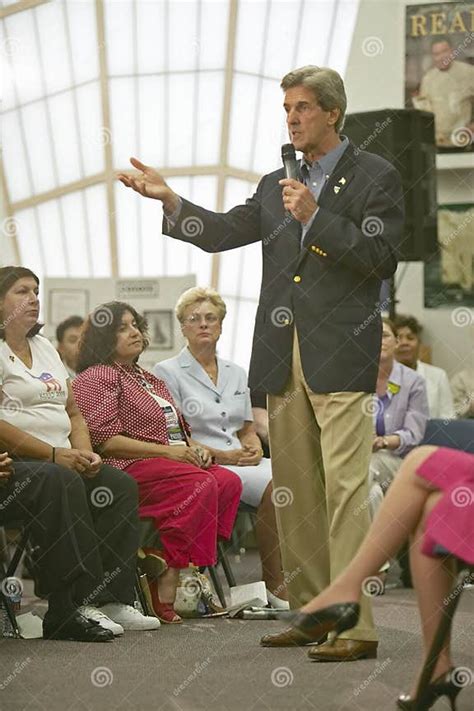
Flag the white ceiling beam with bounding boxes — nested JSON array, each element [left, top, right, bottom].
[[212, 0, 239, 289], [11, 166, 262, 213], [0, 157, 21, 264], [95, 0, 118, 277], [11, 173, 107, 212], [0, 0, 49, 20]]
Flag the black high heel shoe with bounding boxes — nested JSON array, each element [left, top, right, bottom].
[[397, 667, 462, 710], [260, 602, 360, 647]]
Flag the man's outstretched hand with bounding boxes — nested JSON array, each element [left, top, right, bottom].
[[117, 157, 179, 214]]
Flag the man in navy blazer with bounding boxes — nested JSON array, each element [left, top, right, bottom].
[[119, 65, 404, 662]]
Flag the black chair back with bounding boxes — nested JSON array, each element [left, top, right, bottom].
[[421, 419, 474, 453]]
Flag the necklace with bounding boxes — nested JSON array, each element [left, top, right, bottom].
[[203, 364, 217, 383], [188, 348, 218, 383], [117, 362, 154, 391]]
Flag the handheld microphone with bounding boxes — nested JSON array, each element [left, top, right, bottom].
[[281, 143, 298, 180]]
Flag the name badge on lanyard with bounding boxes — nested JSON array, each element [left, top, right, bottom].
[[162, 405, 183, 445]]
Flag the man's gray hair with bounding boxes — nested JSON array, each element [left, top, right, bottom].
[[280, 66, 347, 133]]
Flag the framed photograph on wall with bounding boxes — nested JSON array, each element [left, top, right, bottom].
[[144, 310, 174, 350], [49, 289, 89, 325], [424, 204, 474, 307], [405, 2, 474, 152]]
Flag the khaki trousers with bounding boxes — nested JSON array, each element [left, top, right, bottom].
[[267, 332, 377, 642]]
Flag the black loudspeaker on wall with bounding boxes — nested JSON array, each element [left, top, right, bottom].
[[344, 109, 438, 263]]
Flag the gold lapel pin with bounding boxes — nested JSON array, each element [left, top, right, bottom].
[[334, 186, 341, 194], [339, 177, 346, 185]]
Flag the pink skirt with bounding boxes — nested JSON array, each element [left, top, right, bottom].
[[126, 458, 242, 568], [417, 447, 474, 564]]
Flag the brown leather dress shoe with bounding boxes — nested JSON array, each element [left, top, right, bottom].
[[260, 626, 326, 647], [307, 638, 378, 662], [260, 602, 360, 648]]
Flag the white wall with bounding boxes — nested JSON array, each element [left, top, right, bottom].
[[43, 275, 195, 372], [344, 0, 474, 375]]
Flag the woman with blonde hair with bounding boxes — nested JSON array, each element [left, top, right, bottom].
[[154, 286, 288, 608]]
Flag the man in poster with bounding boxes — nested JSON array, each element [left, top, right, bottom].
[[411, 36, 474, 147]]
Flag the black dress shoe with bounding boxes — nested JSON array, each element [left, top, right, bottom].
[[43, 611, 114, 642], [260, 602, 359, 648]]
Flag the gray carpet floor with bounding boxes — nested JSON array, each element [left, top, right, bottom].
[[1, 551, 473, 711]]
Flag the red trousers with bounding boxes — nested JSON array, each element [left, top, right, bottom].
[[126, 458, 242, 567]]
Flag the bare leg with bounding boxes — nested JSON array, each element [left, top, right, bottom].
[[408, 503, 457, 690], [300, 446, 441, 612], [156, 567, 180, 603], [256, 483, 287, 599]]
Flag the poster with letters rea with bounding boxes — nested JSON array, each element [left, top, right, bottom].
[[405, 3, 474, 150]]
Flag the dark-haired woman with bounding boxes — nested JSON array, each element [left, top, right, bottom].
[[0, 266, 159, 640], [73, 302, 242, 623], [394, 314, 454, 419]]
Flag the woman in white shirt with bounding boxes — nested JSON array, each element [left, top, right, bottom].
[[154, 287, 289, 609], [0, 266, 158, 640]]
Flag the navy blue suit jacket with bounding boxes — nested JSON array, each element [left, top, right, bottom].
[[163, 143, 404, 394]]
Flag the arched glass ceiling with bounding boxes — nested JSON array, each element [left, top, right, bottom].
[[1, 0, 360, 366]]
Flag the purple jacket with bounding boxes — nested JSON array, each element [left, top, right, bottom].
[[379, 360, 429, 457]]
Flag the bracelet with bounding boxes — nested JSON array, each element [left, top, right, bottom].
[[51, 447, 56, 463]]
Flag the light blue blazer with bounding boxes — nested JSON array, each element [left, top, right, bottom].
[[153, 347, 253, 451]]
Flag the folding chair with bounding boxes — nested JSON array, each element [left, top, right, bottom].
[[0, 522, 152, 636], [139, 517, 232, 608], [421, 418, 474, 453], [0, 525, 30, 638]]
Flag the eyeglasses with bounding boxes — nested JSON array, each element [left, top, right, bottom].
[[182, 313, 219, 326]]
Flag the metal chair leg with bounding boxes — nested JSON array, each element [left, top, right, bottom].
[[135, 570, 152, 617], [0, 590, 21, 637], [206, 566, 226, 608], [218, 541, 236, 588], [6, 528, 29, 577], [414, 568, 469, 701], [1, 526, 29, 638]]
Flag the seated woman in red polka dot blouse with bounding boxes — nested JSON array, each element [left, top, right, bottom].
[[72, 301, 242, 624]]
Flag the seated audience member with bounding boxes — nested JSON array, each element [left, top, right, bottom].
[[369, 319, 429, 518], [0, 266, 158, 640], [56, 315, 84, 378], [394, 314, 454, 419], [450, 366, 474, 419], [73, 301, 242, 623], [261, 444, 474, 711], [250, 390, 270, 458], [154, 287, 288, 609]]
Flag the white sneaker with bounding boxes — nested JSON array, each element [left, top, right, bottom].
[[99, 603, 161, 631], [266, 590, 290, 610], [77, 605, 124, 636]]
